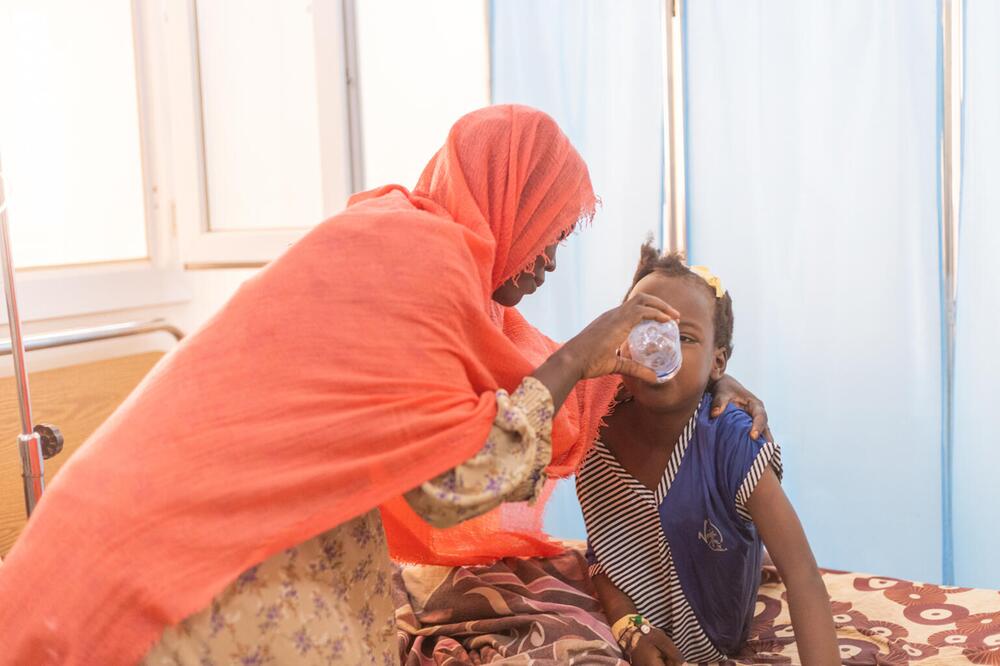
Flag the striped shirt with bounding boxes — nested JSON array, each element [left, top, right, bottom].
[[578, 396, 782, 662]]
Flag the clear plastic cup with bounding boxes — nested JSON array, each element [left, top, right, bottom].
[[627, 319, 682, 382]]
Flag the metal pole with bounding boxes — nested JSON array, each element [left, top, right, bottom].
[[0, 161, 45, 515], [662, 0, 688, 254], [342, 0, 365, 194], [939, 0, 964, 587], [0, 318, 184, 356]]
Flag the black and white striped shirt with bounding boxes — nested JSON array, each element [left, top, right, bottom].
[[578, 398, 783, 662]]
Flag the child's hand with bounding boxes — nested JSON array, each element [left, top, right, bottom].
[[628, 640, 669, 666], [627, 628, 683, 665]]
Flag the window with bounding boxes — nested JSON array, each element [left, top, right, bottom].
[[195, 0, 328, 232], [0, 1, 148, 269], [163, 0, 352, 266], [0, 0, 492, 280], [355, 0, 491, 189]]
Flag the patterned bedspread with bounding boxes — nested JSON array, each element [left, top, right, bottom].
[[394, 546, 1000, 665]]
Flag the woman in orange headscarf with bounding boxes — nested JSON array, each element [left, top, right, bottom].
[[0, 106, 767, 665]]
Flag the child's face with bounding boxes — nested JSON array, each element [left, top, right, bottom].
[[622, 273, 728, 411]]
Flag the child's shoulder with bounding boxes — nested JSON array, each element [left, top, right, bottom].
[[699, 394, 754, 436], [697, 394, 767, 458], [696, 394, 782, 500]]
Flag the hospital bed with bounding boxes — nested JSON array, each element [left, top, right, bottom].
[[394, 544, 1000, 665]]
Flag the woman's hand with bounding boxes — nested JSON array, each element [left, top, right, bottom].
[[711, 374, 771, 441], [562, 294, 680, 383], [531, 294, 677, 413]]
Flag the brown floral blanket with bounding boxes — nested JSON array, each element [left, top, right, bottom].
[[394, 546, 1000, 665]]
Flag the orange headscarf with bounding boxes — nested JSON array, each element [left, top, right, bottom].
[[0, 105, 618, 664]]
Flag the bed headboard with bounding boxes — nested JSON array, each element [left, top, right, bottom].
[[0, 352, 164, 556]]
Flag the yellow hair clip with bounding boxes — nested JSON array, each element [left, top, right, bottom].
[[690, 265, 726, 298]]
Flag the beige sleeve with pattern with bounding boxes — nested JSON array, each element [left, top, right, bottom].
[[403, 376, 554, 529]]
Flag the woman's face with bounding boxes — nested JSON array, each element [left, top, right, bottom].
[[492, 242, 559, 307]]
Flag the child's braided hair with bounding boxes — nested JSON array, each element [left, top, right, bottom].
[[626, 240, 735, 359]]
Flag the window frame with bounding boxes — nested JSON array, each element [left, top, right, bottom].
[[160, 0, 357, 269], [1, 0, 191, 324], [5, 0, 492, 322]]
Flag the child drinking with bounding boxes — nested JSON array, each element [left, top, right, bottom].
[[578, 244, 838, 665]]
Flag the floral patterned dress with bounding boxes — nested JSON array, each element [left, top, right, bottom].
[[142, 377, 554, 665]]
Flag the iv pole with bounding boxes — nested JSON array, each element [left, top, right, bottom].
[[0, 157, 62, 517]]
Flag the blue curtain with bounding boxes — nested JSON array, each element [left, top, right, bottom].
[[683, 1, 943, 582], [493, 2, 999, 587], [491, 0, 665, 538], [953, 0, 1000, 589]]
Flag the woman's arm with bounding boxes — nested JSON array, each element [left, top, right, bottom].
[[406, 294, 680, 529], [404, 377, 553, 528], [747, 469, 839, 665]]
